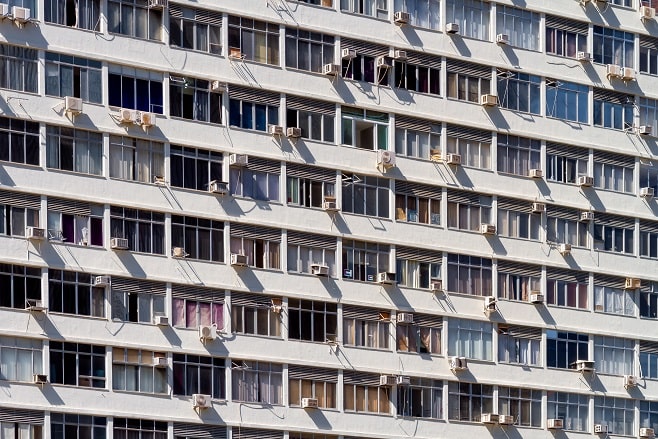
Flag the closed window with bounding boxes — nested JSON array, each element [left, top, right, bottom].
[[445, 0, 490, 40], [113, 419, 167, 439], [288, 299, 337, 343], [340, 0, 387, 19], [447, 254, 492, 296], [228, 16, 279, 65], [51, 414, 105, 439], [231, 294, 282, 337], [173, 354, 225, 399], [172, 293, 223, 330], [342, 239, 390, 282], [547, 145, 588, 184], [230, 235, 281, 269], [48, 269, 105, 317], [446, 133, 491, 169], [497, 134, 540, 177], [546, 18, 587, 58], [609, 0, 632, 5], [287, 241, 337, 277], [498, 267, 541, 302], [498, 72, 541, 114], [343, 308, 389, 350], [640, 98, 658, 140], [0, 44, 38, 93], [393, 0, 439, 29], [640, 36, 658, 75], [171, 215, 224, 262], [498, 326, 541, 366], [594, 336, 635, 375], [0, 335, 42, 382], [109, 136, 164, 183], [108, 0, 163, 40], [594, 222, 634, 254], [108, 66, 163, 113], [113, 348, 167, 394], [640, 401, 658, 431], [497, 208, 541, 240], [0, 204, 39, 237], [593, 160, 634, 193], [546, 216, 588, 247], [46, 0, 100, 29], [593, 92, 634, 131], [0, 263, 41, 310], [496, 5, 540, 50], [498, 387, 542, 427], [546, 79, 589, 123], [49, 341, 106, 387], [342, 107, 389, 151], [393, 60, 440, 95], [344, 373, 390, 414], [285, 28, 334, 73], [289, 366, 337, 409], [397, 378, 442, 419], [546, 330, 588, 369], [594, 285, 634, 316], [394, 123, 440, 160], [640, 281, 658, 318], [546, 277, 588, 309], [447, 193, 491, 232], [169, 76, 222, 124], [594, 396, 635, 436], [229, 98, 279, 131], [232, 360, 283, 405], [547, 391, 589, 432], [342, 174, 390, 218], [0, 116, 39, 166], [593, 26, 634, 68], [448, 318, 493, 360], [395, 192, 440, 226], [110, 206, 165, 254], [170, 145, 223, 191], [286, 107, 335, 143], [45, 53, 102, 103], [447, 71, 491, 103], [170, 6, 221, 55], [448, 382, 493, 422], [46, 126, 103, 176], [641, 224, 658, 260]]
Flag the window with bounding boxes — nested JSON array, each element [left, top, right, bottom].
[[285, 28, 334, 73], [109, 136, 165, 183], [172, 287, 223, 330], [170, 5, 222, 55], [497, 199, 541, 240], [497, 134, 540, 177], [640, 99, 658, 142], [395, 182, 441, 226], [497, 261, 541, 302], [111, 280, 165, 323], [46, 0, 100, 29], [169, 76, 222, 124], [287, 232, 337, 277], [0, 336, 42, 381], [0, 418, 42, 439], [0, 263, 41, 310], [286, 99, 335, 143], [46, 126, 103, 176], [343, 306, 390, 350], [448, 318, 493, 360], [342, 174, 390, 218], [593, 26, 634, 68], [48, 270, 105, 317], [594, 396, 635, 436], [0, 44, 38, 93], [393, 0, 439, 29], [393, 58, 440, 95], [230, 225, 281, 269], [640, 35, 658, 75], [445, 0, 490, 40], [546, 270, 589, 309], [0, 201, 39, 238], [396, 246, 441, 290], [108, 66, 163, 113], [546, 207, 588, 247], [447, 69, 491, 104], [545, 16, 588, 58], [342, 107, 389, 151], [594, 215, 635, 254], [289, 365, 337, 409], [2, 0, 35, 14], [446, 126, 491, 169], [394, 117, 441, 160], [447, 191, 492, 232], [641, 222, 658, 260], [232, 360, 283, 405], [448, 382, 493, 422], [170, 145, 223, 192], [343, 372, 390, 414], [229, 97, 279, 132], [496, 6, 540, 50], [397, 378, 442, 419], [108, 0, 163, 40], [49, 341, 106, 387], [288, 299, 337, 343], [173, 354, 225, 399], [342, 239, 390, 282], [396, 314, 442, 355], [594, 90, 634, 131], [498, 387, 542, 427], [341, 51, 390, 85], [594, 278, 634, 316], [498, 325, 541, 366], [228, 16, 279, 65], [340, 0, 387, 19], [447, 254, 492, 296], [0, 116, 39, 165], [231, 293, 282, 337], [110, 206, 165, 254], [51, 414, 106, 439], [45, 53, 102, 103], [593, 153, 634, 193], [546, 143, 589, 185], [113, 348, 167, 394], [641, 341, 658, 378], [113, 419, 167, 439], [640, 281, 658, 318], [171, 215, 224, 262], [641, 401, 658, 432], [546, 330, 588, 369], [286, 165, 336, 208], [546, 79, 589, 123], [47, 199, 103, 246], [498, 72, 541, 114], [594, 336, 634, 376], [547, 391, 589, 432]]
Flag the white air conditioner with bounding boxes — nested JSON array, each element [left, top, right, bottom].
[[341, 48, 357, 60], [65, 96, 83, 115], [430, 279, 443, 292], [595, 424, 609, 434], [229, 154, 248, 167], [301, 397, 319, 409], [154, 315, 169, 326], [397, 313, 414, 324], [323, 63, 340, 76], [210, 80, 226, 92], [209, 180, 229, 195], [484, 295, 497, 312], [558, 243, 572, 256], [377, 272, 396, 285], [449, 356, 468, 371], [625, 278, 641, 289], [0, 4, 8, 17], [640, 428, 656, 438], [446, 22, 460, 34], [311, 263, 329, 276], [376, 56, 392, 69], [496, 34, 510, 45], [578, 175, 594, 187], [641, 187, 655, 198], [26, 299, 45, 312], [499, 415, 515, 425], [532, 202, 545, 213], [379, 375, 397, 386], [377, 150, 396, 170], [230, 253, 248, 266], [11, 6, 29, 22], [396, 376, 411, 386], [580, 211, 595, 221], [622, 67, 636, 81], [480, 94, 498, 107], [153, 356, 167, 367], [393, 50, 407, 60], [268, 124, 284, 136], [529, 168, 543, 179], [33, 374, 48, 384], [394, 11, 410, 25], [192, 393, 212, 409], [322, 196, 339, 212], [641, 5, 656, 19], [172, 247, 188, 258], [480, 224, 496, 235], [577, 51, 592, 62], [529, 292, 544, 304], [287, 127, 302, 138], [119, 108, 136, 124], [138, 112, 155, 127], [93, 276, 111, 287], [575, 360, 595, 372], [639, 125, 653, 136], [148, 0, 168, 8], [624, 374, 638, 388], [111, 237, 129, 250], [199, 324, 218, 341], [607, 64, 622, 79], [26, 227, 46, 240], [228, 48, 244, 59], [445, 153, 462, 165], [481, 413, 500, 424], [547, 419, 564, 429], [153, 175, 166, 185]]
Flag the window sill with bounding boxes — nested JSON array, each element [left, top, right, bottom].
[[106, 249, 168, 258], [341, 211, 392, 222], [545, 304, 590, 312], [47, 167, 105, 179], [592, 248, 635, 257], [108, 32, 165, 45], [233, 331, 283, 340], [287, 270, 339, 280], [112, 389, 170, 397], [50, 382, 109, 391], [48, 312, 107, 321], [395, 218, 442, 228], [397, 284, 440, 294], [110, 318, 167, 326], [592, 186, 635, 196], [286, 202, 329, 212], [497, 234, 541, 243], [497, 361, 542, 369], [45, 94, 104, 107], [446, 96, 482, 106], [396, 349, 442, 357], [393, 87, 442, 99], [0, 160, 42, 170], [43, 21, 103, 34], [169, 115, 223, 128], [49, 240, 105, 249], [343, 344, 391, 353], [109, 176, 169, 187], [338, 10, 388, 22], [545, 115, 588, 125], [593, 310, 636, 318], [170, 45, 223, 58], [344, 410, 393, 417]]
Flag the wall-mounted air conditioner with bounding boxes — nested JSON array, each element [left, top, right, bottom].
[[499, 415, 515, 425], [287, 127, 302, 138], [148, 0, 168, 8], [449, 356, 468, 371], [111, 237, 129, 250], [394, 11, 410, 25], [229, 154, 248, 167], [547, 419, 564, 429], [430, 279, 443, 292], [209, 180, 229, 195], [575, 360, 595, 373], [625, 278, 641, 289], [379, 375, 397, 386], [268, 124, 284, 136], [172, 247, 188, 258], [322, 196, 339, 212], [640, 428, 655, 438], [558, 243, 571, 256], [192, 393, 212, 409], [577, 51, 592, 62], [580, 211, 594, 221], [446, 22, 460, 34], [26, 227, 46, 240], [532, 202, 545, 213], [301, 397, 319, 409], [641, 5, 656, 19], [445, 153, 462, 165], [481, 413, 500, 424], [153, 356, 167, 367], [154, 315, 169, 326], [397, 376, 411, 386], [480, 94, 498, 107], [323, 63, 340, 76], [11, 6, 30, 23], [33, 374, 48, 384], [624, 374, 637, 388], [210, 80, 226, 92], [607, 64, 622, 79], [377, 272, 396, 285], [484, 296, 497, 313], [342, 48, 357, 60], [529, 168, 543, 179], [65, 96, 83, 115], [529, 292, 544, 304], [377, 150, 396, 171], [199, 324, 218, 341], [578, 175, 594, 187], [230, 253, 248, 266], [639, 125, 653, 136], [594, 424, 609, 434], [93, 276, 111, 287], [311, 263, 329, 276], [393, 50, 407, 60], [396, 313, 414, 324], [26, 300, 45, 312], [480, 224, 496, 235], [119, 108, 136, 124], [641, 187, 655, 198], [622, 67, 636, 81], [376, 56, 392, 69], [496, 34, 510, 45]]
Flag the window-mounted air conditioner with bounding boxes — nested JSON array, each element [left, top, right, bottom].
[[229, 153, 248, 167], [430, 279, 443, 292], [322, 196, 339, 212], [480, 94, 498, 107], [449, 356, 468, 371], [480, 223, 496, 235], [484, 295, 497, 313], [208, 180, 229, 195], [270, 298, 283, 314], [199, 324, 218, 341], [153, 355, 167, 367], [393, 50, 407, 60], [26, 299, 45, 312], [641, 187, 655, 198], [445, 153, 462, 165], [26, 227, 46, 240], [529, 168, 543, 179], [641, 5, 656, 19], [578, 175, 594, 187], [228, 48, 244, 59], [33, 374, 48, 384], [595, 424, 609, 434], [0, 4, 8, 17], [607, 64, 622, 79], [148, 0, 168, 8], [377, 150, 396, 170], [394, 11, 410, 25], [65, 96, 83, 115], [429, 149, 442, 162], [119, 108, 136, 124], [499, 415, 515, 425], [379, 375, 397, 387], [192, 393, 212, 409], [311, 263, 329, 276], [624, 374, 638, 388], [625, 278, 641, 289], [11, 6, 30, 23], [93, 276, 111, 287], [111, 237, 129, 250], [640, 428, 655, 438], [496, 34, 510, 45], [377, 272, 396, 285], [268, 124, 284, 136], [323, 63, 340, 76], [580, 211, 594, 221], [558, 243, 571, 256], [575, 360, 595, 373], [376, 56, 392, 69], [301, 397, 319, 409], [529, 292, 544, 304], [154, 315, 169, 326], [172, 247, 188, 258], [532, 202, 545, 213], [547, 419, 564, 429], [397, 313, 414, 324], [577, 51, 592, 62], [622, 67, 636, 81], [230, 253, 248, 266], [210, 80, 226, 92], [446, 22, 460, 34], [341, 48, 357, 60], [481, 413, 500, 424], [287, 127, 302, 138], [639, 125, 653, 136], [397, 376, 411, 386]]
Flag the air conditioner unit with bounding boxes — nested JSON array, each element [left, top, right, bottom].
[[529, 168, 543, 179], [480, 94, 498, 107], [393, 50, 407, 60], [641, 6, 656, 19], [379, 375, 397, 386], [323, 63, 340, 76], [148, 0, 168, 8], [192, 393, 212, 409], [210, 80, 226, 92], [445, 153, 462, 165], [301, 397, 319, 409], [641, 187, 655, 198], [480, 224, 496, 235], [270, 298, 283, 314], [446, 22, 460, 34], [622, 67, 636, 81], [580, 211, 595, 221], [639, 125, 653, 136], [26, 227, 46, 240], [64, 96, 83, 115], [394, 11, 410, 25], [377, 272, 396, 285], [377, 150, 396, 170], [229, 154, 248, 167], [499, 415, 515, 425], [625, 278, 641, 289], [397, 313, 414, 324], [376, 56, 392, 69], [111, 237, 129, 250], [172, 247, 187, 258], [93, 276, 111, 287], [268, 124, 284, 136], [547, 419, 564, 430], [496, 34, 510, 45], [624, 374, 638, 388], [33, 374, 48, 384], [0, 4, 8, 17], [640, 428, 655, 438], [199, 324, 218, 341], [396, 376, 411, 386], [230, 253, 248, 266], [209, 180, 229, 195], [575, 360, 595, 372], [484, 296, 497, 312], [429, 149, 442, 162], [154, 315, 169, 326], [481, 413, 500, 424], [11, 6, 29, 23], [577, 51, 592, 62], [595, 424, 609, 434], [578, 175, 594, 187], [228, 48, 244, 59], [529, 292, 544, 304], [430, 279, 443, 292], [311, 263, 329, 276], [532, 202, 545, 213], [558, 243, 572, 256], [607, 64, 622, 79], [449, 356, 468, 371], [323, 196, 339, 212], [119, 108, 136, 124], [287, 127, 302, 138], [26, 299, 45, 312], [153, 356, 167, 367], [342, 48, 357, 60]]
